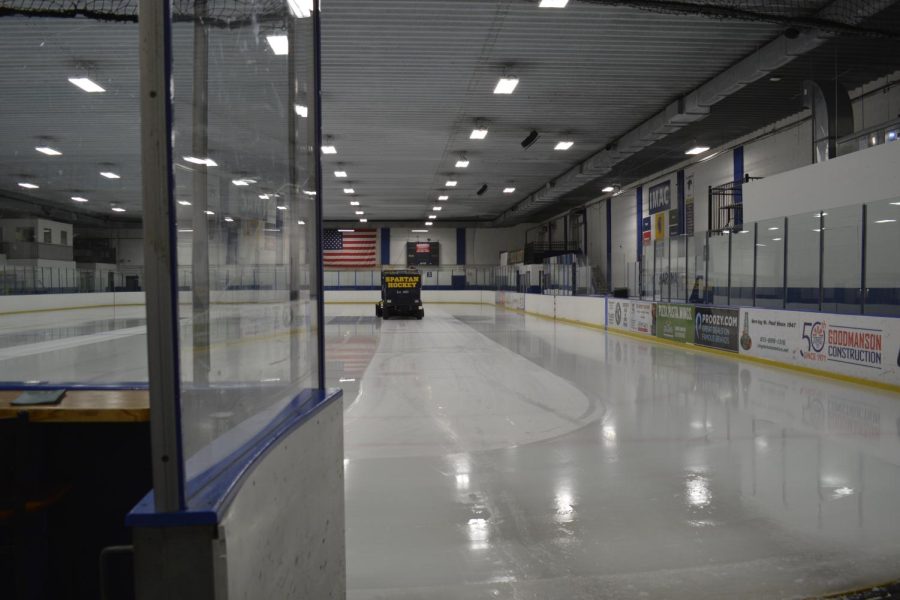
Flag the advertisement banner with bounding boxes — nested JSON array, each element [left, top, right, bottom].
[[694, 306, 740, 352], [739, 308, 900, 386], [642, 216, 651, 245], [608, 298, 654, 335], [654, 212, 666, 241], [656, 303, 694, 343], [648, 181, 671, 214], [685, 174, 695, 236]]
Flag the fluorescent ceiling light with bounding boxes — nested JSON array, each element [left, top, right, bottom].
[[322, 145, 337, 154], [35, 146, 62, 156], [276, 205, 287, 210], [259, 194, 270, 200], [503, 187, 516, 194], [178, 229, 193, 233], [699, 151, 721, 162], [343, 188, 355, 194], [232, 179, 251, 186], [100, 171, 121, 179], [470, 128, 488, 140], [738, 230, 750, 234], [756, 243, 766, 247], [428, 215, 437, 219], [602, 186, 615, 193], [183, 156, 216, 167], [266, 35, 289, 55], [412, 229, 429, 233], [224, 217, 234, 222], [294, 104, 308, 117], [438, 195, 449, 200], [111, 207, 126, 212], [205, 210, 215, 215], [303, 190, 317, 196], [455, 159, 470, 168], [177, 200, 192, 206], [890, 201, 900, 205], [815, 212, 828, 217], [350, 201, 360, 206], [68, 77, 105, 93], [494, 77, 519, 95], [355, 210, 364, 215], [768, 226, 779, 230], [287, 0, 313, 17], [539, 0, 569, 6], [359, 218, 368, 223], [338, 229, 355, 233], [772, 238, 782, 241], [875, 219, 897, 223], [432, 206, 442, 211], [554, 141, 574, 151], [445, 180, 457, 187], [71, 196, 89, 203], [425, 221, 433, 226], [685, 146, 710, 155], [298, 220, 306, 225], [769, 76, 782, 82], [334, 170, 348, 178], [18, 182, 39, 189]]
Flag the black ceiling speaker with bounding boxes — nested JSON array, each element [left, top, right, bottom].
[[521, 130, 539, 149], [476, 184, 488, 196]]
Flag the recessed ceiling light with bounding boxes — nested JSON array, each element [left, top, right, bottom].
[[350, 201, 360, 206], [428, 215, 437, 219], [891, 202, 900, 206], [225, 217, 234, 222], [503, 187, 516, 194], [769, 76, 782, 82], [294, 104, 308, 117], [18, 182, 39, 189], [71, 196, 89, 203], [232, 179, 251, 186], [554, 141, 574, 151], [438, 195, 449, 201], [259, 194, 270, 200], [772, 237, 782, 241], [411, 229, 429, 233], [205, 210, 215, 215], [359, 218, 368, 223], [183, 156, 217, 167], [297, 220, 306, 225], [432, 206, 442, 211], [321, 145, 337, 154], [768, 226, 779, 231], [100, 171, 121, 179], [338, 229, 355, 233], [266, 34, 289, 55], [756, 243, 766, 247], [445, 180, 457, 187], [276, 205, 287, 210], [539, 0, 569, 6], [287, 0, 313, 18], [178, 200, 191, 206], [178, 229, 194, 233], [685, 146, 710, 155], [425, 221, 433, 226], [334, 170, 348, 178], [602, 186, 615, 193], [455, 158, 470, 168], [494, 77, 519, 95], [875, 219, 897, 224], [68, 77, 105, 93], [303, 190, 317, 196], [355, 210, 364, 215], [343, 188, 355, 194], [111, 207, 126, 213], [35, 146, 62, 156], [470, 128, 488, 140]]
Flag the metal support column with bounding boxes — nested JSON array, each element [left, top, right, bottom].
[[782, 217, 789, 309], [818, 212, 825, 312], [860, 205, 867, 315], [752, 223, 758, 307], [139, 0, 184, 511], [726, 232, 732, 305], [288, 19, 303, 385]]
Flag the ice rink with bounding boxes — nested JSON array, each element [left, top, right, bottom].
[[3, 302, 900, 598], [333, 303, 900, 600]]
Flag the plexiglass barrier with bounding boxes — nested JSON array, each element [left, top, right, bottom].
[[627, 197, 900, 316]]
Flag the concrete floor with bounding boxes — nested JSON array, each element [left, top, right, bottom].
[[330, 303, 900, 600]]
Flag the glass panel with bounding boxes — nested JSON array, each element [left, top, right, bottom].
[[786, 211, 822, 311], [707, 233, 730, 305], [653, 239, 667, 301], [686, 234, 708, 304], [729, 226, 755, 307], [640, 243, 654, 300], [755, 218, 786, 308], [821, 205, 862, 314], [864, 198, 900, 316], [669, 236, 687, 303], [172, 4, 320, 461], [0, 13, 144, 385]]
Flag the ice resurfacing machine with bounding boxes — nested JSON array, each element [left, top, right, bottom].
[[376, 269, 424, 319]]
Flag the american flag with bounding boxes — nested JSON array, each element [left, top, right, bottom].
[[323, 229, 377, 268]]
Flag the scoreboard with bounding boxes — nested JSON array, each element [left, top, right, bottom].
[[406, 241, 439, 266]]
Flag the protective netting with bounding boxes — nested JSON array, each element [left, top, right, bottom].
[[578, 0, 900, 37], [0, 1, 289, 26]]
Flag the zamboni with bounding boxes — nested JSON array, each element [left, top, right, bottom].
[[375, 269, 424, 319]]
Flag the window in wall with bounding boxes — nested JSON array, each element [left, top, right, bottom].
[[43, 228, 52, 244], [16, 227, 34, 242], [61, 230, 68, 246]]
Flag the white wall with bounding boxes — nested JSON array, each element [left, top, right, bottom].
[[609, 190, 637, 289], [467, 224, 530, 265], [743, 139, 900, 222], [854, 71, 900, 130]]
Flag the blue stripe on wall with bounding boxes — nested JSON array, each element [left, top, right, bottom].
[[677, 169, 685, 236], [636, 187, 643, 259], [380, 227, 390, 265], [606, 199, 612, 287], [733, 145, 744, 227], [456, 228, 465, 265]]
